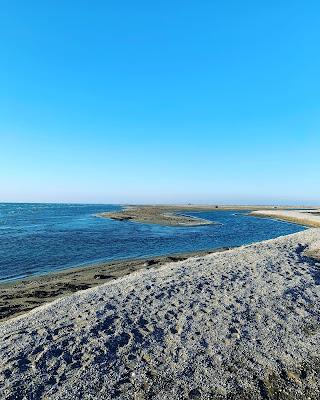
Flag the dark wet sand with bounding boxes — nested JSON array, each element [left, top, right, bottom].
[[3, 207, 319, 322], [2, 229, 320, 399], [0, 247, 231, 322]]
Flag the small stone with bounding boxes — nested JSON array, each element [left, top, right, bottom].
[[229, 326, 241, 339], [170, 324, 181, 334], [255, 313, 262, 321], [188, 388, 202, 399], [223, 338, 231, 346], [287, 371, 301, 385], [133, 391, 145, 400], [231, 332, 241, 340], [142, 353, 151, 363]]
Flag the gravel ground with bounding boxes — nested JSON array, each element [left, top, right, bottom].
[[1, 228, 320, 399]]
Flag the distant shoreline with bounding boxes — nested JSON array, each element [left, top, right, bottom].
[[1, 206, 319, 322], [250, 209, 320, 228], [97, 204, 320, 227]]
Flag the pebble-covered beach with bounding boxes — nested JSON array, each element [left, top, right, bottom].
[[1, 224, 320, 399]]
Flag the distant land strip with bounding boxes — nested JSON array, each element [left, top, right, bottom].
[[251, 209, 320, 228], [97, 204, 320, 227]]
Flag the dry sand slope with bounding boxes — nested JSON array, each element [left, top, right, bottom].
[[251, 210, 320, 228], [1, 229, 320, 399]]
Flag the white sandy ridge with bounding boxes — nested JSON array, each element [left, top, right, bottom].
[[251, 209, 320, 227], [1, 225, 320, 399]]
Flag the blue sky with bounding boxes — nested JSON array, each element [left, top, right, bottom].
[[0, 1, 319, 204]]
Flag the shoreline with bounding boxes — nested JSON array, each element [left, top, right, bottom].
[[250, 209, 320, 228], [98, 204, 320, 226], [97, 206, 216, 226], [0, 247, 231, 322], [1, 228, 320, 398], [2, 208, 319, 322]]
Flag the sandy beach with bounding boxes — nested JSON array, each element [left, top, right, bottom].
[[1, 210, 320, 399], [3, 0, 318, 397], [251, 209, 320, 228], [1, 207, 315, 322], [0, 248, 229, 322]]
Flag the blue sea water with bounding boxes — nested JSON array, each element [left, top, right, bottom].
[[0, 203, 305, 282]]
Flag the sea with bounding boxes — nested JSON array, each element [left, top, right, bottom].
[[0, 203, 305, 282]]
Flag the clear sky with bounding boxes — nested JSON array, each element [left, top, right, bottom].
[[0, 1, 319, 204]]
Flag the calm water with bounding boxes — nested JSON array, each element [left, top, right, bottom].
[[0, 203, 305, 282]]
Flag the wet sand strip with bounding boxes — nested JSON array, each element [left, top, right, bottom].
[[0, 247, 230, 322]]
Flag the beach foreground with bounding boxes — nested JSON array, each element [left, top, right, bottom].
[[1, 228, 320, 399], [0, 249, 229, 322]]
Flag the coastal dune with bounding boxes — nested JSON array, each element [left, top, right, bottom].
[[1, 228, 320, 399]]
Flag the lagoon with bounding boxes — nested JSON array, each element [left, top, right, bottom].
[[0, 203, 304, 282]]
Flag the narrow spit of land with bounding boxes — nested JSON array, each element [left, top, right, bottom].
[[98, 204, 318, 226], [251, 209, 320, 228]]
